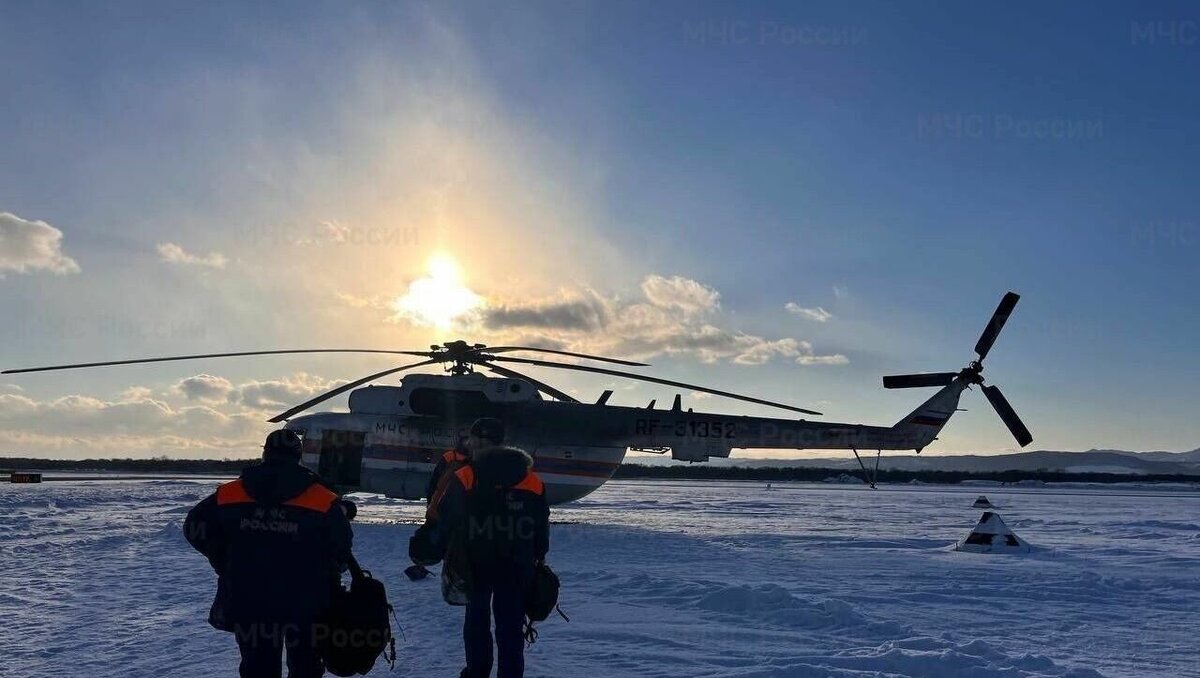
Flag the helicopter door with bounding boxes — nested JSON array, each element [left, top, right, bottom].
[[317, 430, 365, 487]]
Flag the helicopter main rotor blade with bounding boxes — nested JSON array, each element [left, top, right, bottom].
[[882, 372, 958, 389], [2, 349, 432, 375], [482, 346, 648, 367], [488, 355, 822, 416], [267, 358, 440, 423], [482, 363, 580, 403], [981, 384, 1033, 447], [974, 292, 1020, 361]]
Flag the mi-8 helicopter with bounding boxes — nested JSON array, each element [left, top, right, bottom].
[[4, 293, 1031, 504]]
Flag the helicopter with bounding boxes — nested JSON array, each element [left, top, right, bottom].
[[3, 293, 1031, 504]]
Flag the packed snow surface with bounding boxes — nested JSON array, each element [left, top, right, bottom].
[[2, 479, 1198, 677]]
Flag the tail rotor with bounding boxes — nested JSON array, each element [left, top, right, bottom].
[[882, 292, 1032, 447]]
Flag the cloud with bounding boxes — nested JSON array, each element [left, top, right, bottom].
[[0, 212, 81, 277], [175, 374, 235, 402], [156, 242, 228, 269], [641, 275, 720, 313], [0, 391, 264, 456], [0, 371, 355, 457], [476, 275, 844, 366], [118, 386, 153, 400], [785, 303, 834, 322], [233, 373, 346, 410], [174, 372, 346, 410], [796, 353, 849, 366], [483, 290, 611, 331]]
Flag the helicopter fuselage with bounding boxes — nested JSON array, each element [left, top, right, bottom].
[[284, 372, 963, 504]]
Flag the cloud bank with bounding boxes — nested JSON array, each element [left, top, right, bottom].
[[477, 275, 848, 367]]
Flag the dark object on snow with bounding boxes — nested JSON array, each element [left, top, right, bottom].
[[955, 511, 1031, 554], [404, 564, 432, 581], [317, 555, 398, 676]]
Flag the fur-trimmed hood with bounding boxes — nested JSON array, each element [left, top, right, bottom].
[[472, 446, 533, 489]]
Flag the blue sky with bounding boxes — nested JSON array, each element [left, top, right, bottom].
[[1, 1, 1197, 458]]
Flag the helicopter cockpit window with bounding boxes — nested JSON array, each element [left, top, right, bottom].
[[408, 388, 496, 419]]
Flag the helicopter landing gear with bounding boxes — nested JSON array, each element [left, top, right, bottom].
[[851, 448, 882, 488]]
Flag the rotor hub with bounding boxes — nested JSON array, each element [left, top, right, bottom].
[[430, 340, 491, 375]]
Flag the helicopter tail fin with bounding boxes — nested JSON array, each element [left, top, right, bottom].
[[888, 380, 969, 452]]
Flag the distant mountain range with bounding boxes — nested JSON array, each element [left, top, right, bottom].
[[626, 448, 1200, 475]]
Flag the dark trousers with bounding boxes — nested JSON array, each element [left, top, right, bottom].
[[234, 622, 324, 678], [463, 565, 529, 678]]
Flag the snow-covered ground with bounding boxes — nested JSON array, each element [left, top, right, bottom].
[[2, 479, 1197, 678]]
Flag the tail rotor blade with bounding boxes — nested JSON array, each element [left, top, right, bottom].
[[981, 384, 1033, 447], [882, 373, 957, 389], [267, 358, 439, 423], [974, 292, 1020, 360]]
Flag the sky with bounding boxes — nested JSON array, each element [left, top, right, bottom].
[[1, 1, 1198, 459]]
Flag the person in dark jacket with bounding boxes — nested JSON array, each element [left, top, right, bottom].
[[424, 417, 506, 507], [434, 446, 549, 678], [409, 418, 508, 569], [185, 429, 353, 678]]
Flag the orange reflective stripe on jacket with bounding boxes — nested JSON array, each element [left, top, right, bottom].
[[216, 479, 253, 505], [214, 478, 337, 512], [512, 471, 545, 495], [454, 466, 544, 495], [455, 465, 476, 491], [442, 449, 467, 463], [284, 484, 339, 512]]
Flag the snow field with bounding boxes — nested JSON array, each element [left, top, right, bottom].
[[1, 479, 1196, 677]]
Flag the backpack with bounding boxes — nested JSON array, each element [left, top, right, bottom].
[[522, 562, 568, 646], [440, 525, 473, 606], [317, 555, 398, 676]]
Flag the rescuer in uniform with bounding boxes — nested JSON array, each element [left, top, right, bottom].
[[409, 418, 508, 574], [433, 445, 549, 678], [424, 417, 506, 509], [185, 429, 352, 678]]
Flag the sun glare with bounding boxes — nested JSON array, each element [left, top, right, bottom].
[[392, 253, 482, 329]]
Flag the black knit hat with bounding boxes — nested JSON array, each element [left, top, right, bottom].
[[262, 429, 303, 462], [468, 417, 505, 444]]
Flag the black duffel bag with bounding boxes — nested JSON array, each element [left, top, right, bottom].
[[317, 555, 398, 676], [522, 562, 568, 646]]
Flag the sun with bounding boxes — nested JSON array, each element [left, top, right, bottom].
[[392, 253, 482, 329]]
